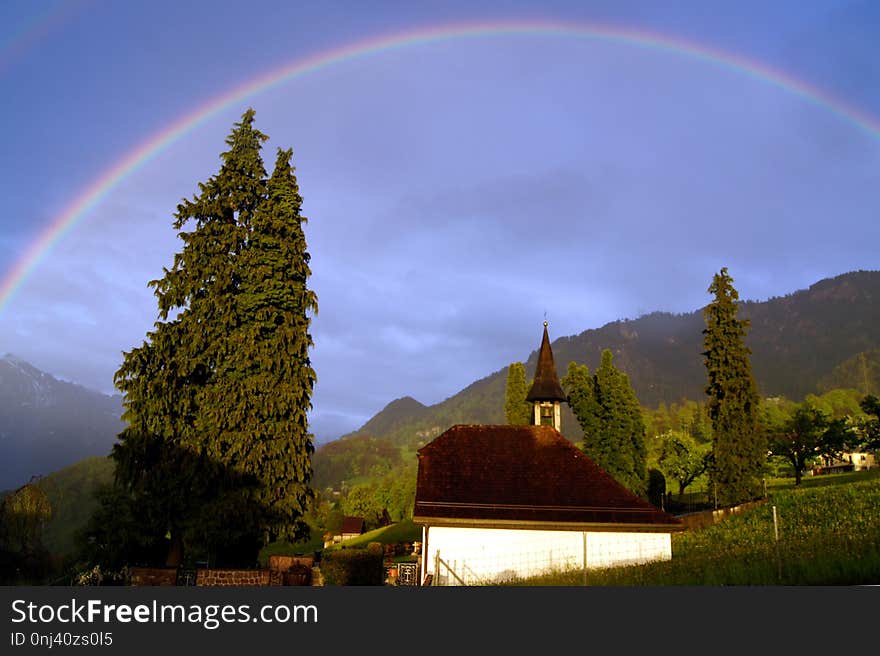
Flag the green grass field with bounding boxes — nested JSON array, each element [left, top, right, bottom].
[[512, 469, 880, 586], [259, 519, 423, 566], [325, 519, 422, 551]]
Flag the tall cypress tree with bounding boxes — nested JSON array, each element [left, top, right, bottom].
[[702, 267, 763, 506], [112, 110, 316, 566], [504, 362, 532, 425]]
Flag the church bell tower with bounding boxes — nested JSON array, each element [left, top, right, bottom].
[[525, 321, 567, 431]]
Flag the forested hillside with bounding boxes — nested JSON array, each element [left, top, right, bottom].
[[334, 270, 880, 458]]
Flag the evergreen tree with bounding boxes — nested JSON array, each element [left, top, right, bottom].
[[504, 362, 532, 425], [112, 110, 316, 566], [563, 353, 647, 496], [562, 361, 601, 448], [595, 350, 647, 496], [702, 267, 763, 506]]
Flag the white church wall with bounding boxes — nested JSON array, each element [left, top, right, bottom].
[[425, 526, 672, 585]]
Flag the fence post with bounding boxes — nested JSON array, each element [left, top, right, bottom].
[[772, 506, 782, 582], [582, 532, 588, 586]]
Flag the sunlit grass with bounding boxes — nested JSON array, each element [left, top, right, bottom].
[[324, 519, 422, 551], [508, 470, 880, 585]]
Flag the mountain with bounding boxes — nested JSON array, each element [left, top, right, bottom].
[[355, 396, 429, 438], [339, 270, 880, 450], [0, 355, 124, 491]]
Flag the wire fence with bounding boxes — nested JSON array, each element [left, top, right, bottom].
[[428, 529, 672, 586], [426, 493, 880, 586]]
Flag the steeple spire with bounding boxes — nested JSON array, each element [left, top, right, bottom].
[[526, 321, 566, 430]]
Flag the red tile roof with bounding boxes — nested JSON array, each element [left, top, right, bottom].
[[414, 425, 681, 530], [340, 516, 365, 535]]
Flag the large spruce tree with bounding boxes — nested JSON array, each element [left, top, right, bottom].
[[504, 362, 532, 425], [563, 352, 647, 497], [562, 361, 600, 442], [702, 267, 763, 506], [112, 110, 316, 566]]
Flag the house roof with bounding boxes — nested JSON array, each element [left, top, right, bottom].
[[525, 322, 566, 402], [340, 516, 365, 534], [414, 424, 681, 531]]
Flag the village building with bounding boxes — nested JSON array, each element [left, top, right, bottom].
[[325, 516, 367, 547], [813, 450, 876, 475], [414, 322, 682, 585]]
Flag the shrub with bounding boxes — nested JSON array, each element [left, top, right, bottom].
[[320, 542, 384, 585], [647, 468, 666, 508]]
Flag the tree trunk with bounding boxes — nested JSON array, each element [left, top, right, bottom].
[[165, 531, 183, 567]]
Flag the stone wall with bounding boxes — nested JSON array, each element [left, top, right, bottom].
[[267, 555, 314, 571], [130, 567, 179, 586], [130, 557, 322, 587], [195, 569, 281, 586]]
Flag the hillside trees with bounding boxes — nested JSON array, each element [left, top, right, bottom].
[[562, 352, 647, 497], [504, 362, 532, 425], [763, 400, 850, 485], [311, 435, 402, 491], [702, 268, 764, 506], [858, 395, 880, 450], [109, 109, 317, 567], [657, 430, 711, 497], [338, 466, 417, 529], [0, 481, 53, 584]]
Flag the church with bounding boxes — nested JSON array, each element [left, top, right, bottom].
[[413, 322, 682, 585]]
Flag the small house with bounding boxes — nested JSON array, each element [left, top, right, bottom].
[[339, 516, 366, 542]]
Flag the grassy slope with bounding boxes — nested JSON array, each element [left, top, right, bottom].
[[260, 519, 423, 566], [325, 519, 422, 551], [515, 469, 880, 586], [37, 456, 115, 558]]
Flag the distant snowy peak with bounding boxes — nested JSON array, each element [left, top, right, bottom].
[[0, 354, 58, 408], [0, 355, 125, 490]]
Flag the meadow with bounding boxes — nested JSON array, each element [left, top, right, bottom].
[[512, 469, 880, 586]]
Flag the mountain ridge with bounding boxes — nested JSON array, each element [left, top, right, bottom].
[[337, 269, 880, 449], [4, 269, 878, 491], [0, 354, 124, 491]]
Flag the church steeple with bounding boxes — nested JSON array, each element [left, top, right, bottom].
[[525, 321, 566, 431]]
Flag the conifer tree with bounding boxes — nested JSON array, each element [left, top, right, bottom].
[[702, 267, 763, 506], [504, 362, 532, 425], [112, 110, 316, 566], [563, 353, 647, 496], [562, 361, 600, 442]]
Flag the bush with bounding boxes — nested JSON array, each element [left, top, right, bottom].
[[647, 469, 666, 508], [320, 542, 384, 585]]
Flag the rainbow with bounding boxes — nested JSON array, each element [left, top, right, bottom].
[[0, 0, 91, 75], [2, 18, 879, 315]]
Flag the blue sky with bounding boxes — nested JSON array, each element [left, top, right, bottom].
[[1, 0, 878, 442]]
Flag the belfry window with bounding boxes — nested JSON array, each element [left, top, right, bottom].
[[540, 403, 554, 426]]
